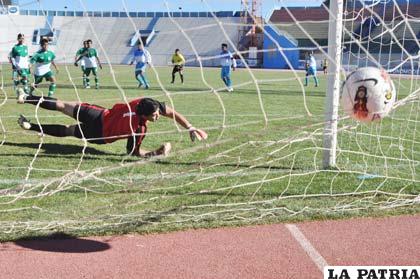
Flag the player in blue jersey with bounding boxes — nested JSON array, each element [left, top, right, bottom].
[[220, 43, 236, 92], [305, 52, 319, 87], [130, 42, 152, 89]]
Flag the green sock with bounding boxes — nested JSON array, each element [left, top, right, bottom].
[[21, 79, 29, 93], [48, 83, 56, 97], [12, 72, 18, 88]]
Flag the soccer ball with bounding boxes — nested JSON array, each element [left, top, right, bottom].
[[341, 67, 396, 122]]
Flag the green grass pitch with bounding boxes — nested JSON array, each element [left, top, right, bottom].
[[0, 65, 418, 241]]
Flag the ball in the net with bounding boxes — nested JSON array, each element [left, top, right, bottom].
[[341, 67, 396, 122]]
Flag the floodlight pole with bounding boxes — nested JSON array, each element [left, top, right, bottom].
[[322, 0, 344, 169]]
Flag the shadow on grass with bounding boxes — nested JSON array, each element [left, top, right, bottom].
[[2, 142, 127, 161], [14, 232, 110, 253]]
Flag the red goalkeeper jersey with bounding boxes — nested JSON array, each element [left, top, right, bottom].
[[101, 98, 166, 152], [102, 98, 146, 145], [75, 97, 165, 152]]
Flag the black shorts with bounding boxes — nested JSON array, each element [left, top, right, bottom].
[[73, 103, 106, 144], [172, 65, 184, 73]]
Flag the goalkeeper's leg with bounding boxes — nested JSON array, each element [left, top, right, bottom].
[[18, 116, 89, 141], [18, 92, 80, 119], [19, 116, 79, 138]]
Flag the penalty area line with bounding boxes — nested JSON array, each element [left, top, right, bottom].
[[285, 224, 329, 272]]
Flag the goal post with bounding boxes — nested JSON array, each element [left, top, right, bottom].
[[322, 0, 344, 168]]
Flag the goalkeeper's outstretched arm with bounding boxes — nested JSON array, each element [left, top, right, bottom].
[[124, 100, 207, 158], [126, 128, 172, 157], [162, 106, 208, 142]]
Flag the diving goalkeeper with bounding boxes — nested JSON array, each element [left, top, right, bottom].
[[16, 89, 207, 157]]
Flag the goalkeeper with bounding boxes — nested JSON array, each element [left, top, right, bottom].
[[16, 89, 207, 157], [171, 49, 185, 84]]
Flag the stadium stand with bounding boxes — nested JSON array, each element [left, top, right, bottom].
[[1, 2, 418, 69], [148, 17, 240, 66], [0, 11, 240, 66]]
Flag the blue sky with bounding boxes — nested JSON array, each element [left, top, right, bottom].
[[19, 0, 322, 18]]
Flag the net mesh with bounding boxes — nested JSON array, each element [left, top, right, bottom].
[[0, 0, 418, 239]]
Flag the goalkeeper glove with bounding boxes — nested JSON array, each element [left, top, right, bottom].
[[188, 126, 208, 142]]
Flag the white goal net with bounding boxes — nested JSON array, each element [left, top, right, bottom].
[[0, 0, 418, 239]]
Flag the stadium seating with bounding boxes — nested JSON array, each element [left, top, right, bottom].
[[147, 17, 240, 66], [0, 14, 240, 66], [54, 17, 154, 64], [2, 4, 418, 68]]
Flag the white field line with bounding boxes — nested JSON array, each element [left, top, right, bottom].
[[285, 224, 329, 272]]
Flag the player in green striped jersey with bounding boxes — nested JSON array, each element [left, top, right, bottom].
[[74, 41, 88, 87], [9, 33, 30, 93], [29, 38, 59, 97], [75, 39, 102, 89]]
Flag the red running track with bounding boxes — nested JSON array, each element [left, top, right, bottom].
[[0, 215, 418, 279]]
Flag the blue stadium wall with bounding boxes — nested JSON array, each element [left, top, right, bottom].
[[263, 26, 299, 69]]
